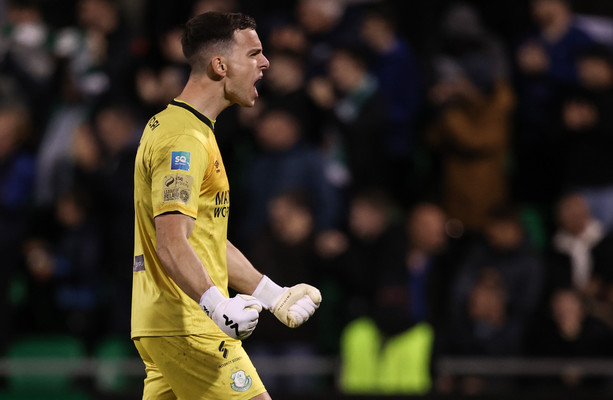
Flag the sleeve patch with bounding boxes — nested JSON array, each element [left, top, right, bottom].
[[171, 151, 191, 171], [162, 173, 193, 204]]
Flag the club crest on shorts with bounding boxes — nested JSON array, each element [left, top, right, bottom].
[[230, 370, 252, 392]]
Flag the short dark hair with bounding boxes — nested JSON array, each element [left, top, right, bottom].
[[273, 189, 312, 213], [332, 46, 370, 71], [364, 3, 398, 30], [181, 12, 256, 67]]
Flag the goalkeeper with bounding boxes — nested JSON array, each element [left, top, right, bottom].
[[131, 12, 321, 400]]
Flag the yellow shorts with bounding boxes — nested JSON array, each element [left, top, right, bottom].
[[133, 335, 267, 400]]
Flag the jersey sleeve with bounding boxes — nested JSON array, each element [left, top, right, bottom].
[[150, 134, 208, 218]]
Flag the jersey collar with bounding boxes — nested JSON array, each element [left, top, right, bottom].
[[170, 99, 215, 132]]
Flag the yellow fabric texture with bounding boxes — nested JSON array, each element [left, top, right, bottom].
[[134, 335, 266, 399], [132, 100, 231, 338]]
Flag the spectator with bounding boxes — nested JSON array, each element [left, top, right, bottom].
[[548, 193, 605, 295], [338, 198, 441, 396], [360, 5, 423, 204], [90, 103, 140, 335], [23, 188, 102, 346], [265, 22, 310, 56], [248, 190, 320, 300], [554, 44, 613, 232], [539, 289, 613, 357], [586, 230, 613, 335], [36, 118, 102, 217], [370, 202, 453, 334], [258, 49, 325, 146], [440, 261, 531, 395], [428, 2, 510, 97], [0, 105, 36, 351], [74, 0, 144, 104], [0, 106, 36, 233], [516, 0, 593, 85], [295, 0, 363, 78], [426, 72, 515, 233], [544, 191, 613, 337], [34, 59, 91, 208], [513, 0, 596, 203], [425, 2, 515, 233], [334, 188, 404, 324], [0, 0, 55, 131], [309, 46, 389, 193], [246, 190, 322, 394], [135, 25, 189, 116], [446, 206, 543, 360], [529, 289, 613, 391], [237, 107, 340, 248]]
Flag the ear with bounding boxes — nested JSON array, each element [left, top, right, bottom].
[[211, 55, 227, 78]]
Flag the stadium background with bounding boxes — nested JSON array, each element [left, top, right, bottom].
[[1, 0, 613, 398]]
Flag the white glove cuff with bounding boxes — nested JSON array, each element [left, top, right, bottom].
[[199, 286, 225, 317], [252, 275, 285, 310]]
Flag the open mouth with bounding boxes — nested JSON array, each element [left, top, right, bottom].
[[254, 75, 263, 97]]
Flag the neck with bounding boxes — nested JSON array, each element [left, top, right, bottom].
[[176, 74, 231, 121], [374, 33, 396, 53], [406, 248, 428, 272]]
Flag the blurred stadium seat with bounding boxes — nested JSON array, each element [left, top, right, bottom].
[[0, 335, 91, 399], [94, 336, 140, 393]]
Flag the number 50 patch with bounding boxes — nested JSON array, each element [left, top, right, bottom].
[[171, 151, 191, 171]]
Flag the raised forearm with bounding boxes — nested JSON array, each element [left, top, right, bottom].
[[155, 213, 215, 302], [226, 240, 263, 294], [157, 237, 215, 302]]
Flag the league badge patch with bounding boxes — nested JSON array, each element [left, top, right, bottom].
[[162, 173, 193, 204]]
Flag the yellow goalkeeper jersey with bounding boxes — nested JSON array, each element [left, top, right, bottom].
[[131, 99, 230, 338]]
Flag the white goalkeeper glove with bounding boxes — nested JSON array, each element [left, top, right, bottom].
[[199, 286, 263, 340], [252, 275, 322, 328]]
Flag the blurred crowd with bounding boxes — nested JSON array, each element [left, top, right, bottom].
[[1, 0, 613, 396]]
